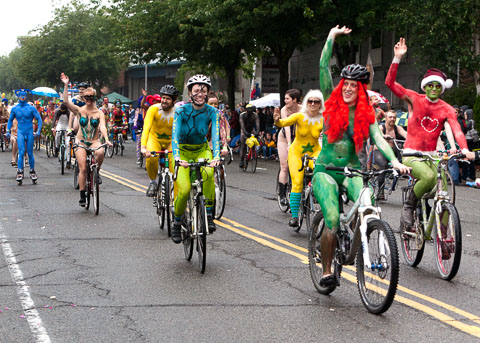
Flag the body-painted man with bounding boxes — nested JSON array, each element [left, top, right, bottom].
[[238, 104, 260, 169], [274, 89, 324, 228], [312, 26, 409, 286], [6, 89, 43, 183], [385, 38, 471, 228], [141, 85, 178, 197], [171, 74, 220, 244]]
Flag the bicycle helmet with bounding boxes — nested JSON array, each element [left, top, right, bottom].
[[340, 64, 370, 84], [246, 104, 256, 112], [77, 81, 90, 88], [186, 74, 211, 90], [160, 85, 179, 100]]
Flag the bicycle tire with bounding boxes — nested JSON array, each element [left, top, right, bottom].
[[106, 144, 114, 158], [250, 148, 257, 173], [243, 147, 249, 172], [138, 154, 144, 168], [46, 137, 52, 157], [165, 175, 172, 237], [49, 137, 55, 157], [156, 180, 165, 230], [276, 168, 290, 213], [0, 135, 4, 152], [308, 211, 337, 295], [305, 190, 318, 236], [92, 166, 100, 215], [114, 142, 118, 155], [434, 202, 461, 280], [60, 145, 65, 175], [73, 160, 79, 189], [196, 197, 207, 274], [182, 199, 194, 261], [214, 167, 226, 219], [356, 219, 399, 314], [119, 135, 124, 156], [85, 167, 91, 210], [445, 171, 455, 205], [400, 206, 425, 267]]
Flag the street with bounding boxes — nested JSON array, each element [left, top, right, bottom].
[[1, 141, 480, 343]]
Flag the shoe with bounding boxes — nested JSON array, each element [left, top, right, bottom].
[[146, 182, 157, 197], [97, 175, 102, 185], [319, 274, 335, 287], [79, 191, 86, 207], [16, 170, 24, 182], [136, 159, 141, 165], [207, 214, 216, 233], [171, 220, 182, 244], [288, 217, 299, 227], [239, 161, 245, 169], [400, 190, 417, 227], [11, 160, 16, 166], [66, 161, 71, 169], [29, 170, 38, 181]]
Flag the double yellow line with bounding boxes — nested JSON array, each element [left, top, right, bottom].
[[101, 168, 480, 338]]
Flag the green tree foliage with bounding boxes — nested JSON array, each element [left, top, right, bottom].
[[0, 49, 31, 92], [443, 83, 477, 108], [474, 96, 480, 132], [13, 2, 126, 90], [387, 0, 480, 94]]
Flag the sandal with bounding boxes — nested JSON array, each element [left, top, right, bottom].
[[319, 274, 336, 287]]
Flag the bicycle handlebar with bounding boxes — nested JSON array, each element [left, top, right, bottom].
[[298, 154, 317, 172], [326, 166, 399, 179], [149, 150, 171, 157], [173, 159, 211, 181], [403, 151, 466, 161]]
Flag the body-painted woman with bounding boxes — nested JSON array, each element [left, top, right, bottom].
[[312, 26, 409, 286]]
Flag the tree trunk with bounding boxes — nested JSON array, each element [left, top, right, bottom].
[[278, 58, 289, 108], [225, 66, 236, 111], [474, 33, 480, 96]]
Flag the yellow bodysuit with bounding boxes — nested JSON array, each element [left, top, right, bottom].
[[141, 104, 175, 180], [276, 112, 323, 193]]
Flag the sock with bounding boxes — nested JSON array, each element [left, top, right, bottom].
[[289, 192, 301, 218]]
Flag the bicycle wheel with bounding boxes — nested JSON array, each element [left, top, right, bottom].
[[434, 202, 461, 280], [138, 154, 144, 168], [156, 180, 165, 230], [295, 190, 305, 233], [243, 147, 249, 172], [196, 197, 207, 274], [0, 135, 4, 152], [308, 211, 337, 295], [73, 160, 79, 189], [106, 144, 114, 158], [92, 166, 100, 215], [305, 190, 320, 236], [119, 135, 124, 156], [46, 137, 52, 157], [214, 167, 226, 219], [400, 206, 425, 267], [182, 199, 194, 261], [114, 141, 118, 155], [85, 168, 91, 210], [164, 175, 172, 237], [49, 137, 55, 157], [250, 148, 257, 173], [356, 219, 399, 314], [60, 145, 65, 175], [276, 168, 290, 213]]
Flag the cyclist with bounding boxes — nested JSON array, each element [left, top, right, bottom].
[[171, 74, 220, 244], [277, 89, 302, 206], [52, 103, 72, 168], [9, 118, 18, 166], [385, 38, 471, 228], [61, 73, 112, 206], [312, 26, 409, 287], [111, 100, 127, 142], [239, 104, 260, 169], [274, 89, 324, 228], [207, 93, 231, 156], [141, 85, 179, 196], [72, 81, 89, 108], [6, 89, 43, 183], [373, 110, 407, 200], [0, 98, 9, 149]]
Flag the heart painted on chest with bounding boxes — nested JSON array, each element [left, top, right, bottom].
[[420, 116, 439, 133]]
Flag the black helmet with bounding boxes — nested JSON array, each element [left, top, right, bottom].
[[77, 81, 90, 88], [160, 85, 179, 100], [340, 64, 370, 84]]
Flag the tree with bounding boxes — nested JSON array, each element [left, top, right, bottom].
[[13, 1, 126, 90], [0, 49, 31, 92], [387, 0, 480, 95]]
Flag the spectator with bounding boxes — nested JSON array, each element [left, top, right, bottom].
[[229, 109, 240, 137], [258, 107, 266, 132], [262, 131, 277, 159], [128, 104, 136, 141], [264, 106, 275, 134]]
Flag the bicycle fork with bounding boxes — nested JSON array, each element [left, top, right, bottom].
[[359, 213, 389, 272]]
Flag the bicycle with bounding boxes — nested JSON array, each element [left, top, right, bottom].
[[294, 154, 320, 234], [149, 150, 174, 237], [400, 151, 463, 280], [74, 143, 107, 215], [308, 166, 400, 314], [44, 128, 55, 158], [214, 146, 233, 220], [174, 159, 211, 274], [72, 135, 79, 190], [111, 125, 127, 156], [0, 123, 7, 151], [56, 129, 68, 175], [242, 135, 258, 173], [135, 129, 144, 168], [276, 167, 292, 213]]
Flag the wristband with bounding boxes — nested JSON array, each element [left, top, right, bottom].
[[392, 57, 401, 64]]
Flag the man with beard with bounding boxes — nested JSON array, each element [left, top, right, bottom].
[[141, 85, 179, 197]]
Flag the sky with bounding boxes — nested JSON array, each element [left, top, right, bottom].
[[0, 0, 100, 57]]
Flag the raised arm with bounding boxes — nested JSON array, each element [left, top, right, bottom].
[[319, 25, 352, 100], [385, 38, 412, 101], [60, 73, 81, 115]]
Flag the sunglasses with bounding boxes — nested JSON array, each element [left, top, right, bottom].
[[307, 99, 322, 105], [426, 83, 442, 90], [84, 95, 95, 101]]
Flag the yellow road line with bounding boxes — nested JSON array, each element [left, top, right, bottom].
[[100, 168, 480, 337]]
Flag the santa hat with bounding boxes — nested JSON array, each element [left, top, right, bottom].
[[420, 68, 453, 94]]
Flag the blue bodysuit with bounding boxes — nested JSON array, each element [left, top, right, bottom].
[[8, 99, 42, 171]]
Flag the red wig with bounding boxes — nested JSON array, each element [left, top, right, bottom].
[[323, 79, 375, 152]]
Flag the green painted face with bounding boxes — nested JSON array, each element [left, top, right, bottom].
[[425, 81, 442, 100]]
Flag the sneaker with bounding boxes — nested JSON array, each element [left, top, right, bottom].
[[16, 170, 24, 182], [29, 170, 38, 181], [171, 220, 182, 244], [136, 158, 141, 165], [146, 182, 157, 197], [79, 191, 86, 207], [280, 197, 289, 207], [288, 217, 299, 228], [207, 214, 216, 233]]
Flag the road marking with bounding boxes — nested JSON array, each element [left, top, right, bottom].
[[101, 168, 480, 338], [0, 226, 51, 343]]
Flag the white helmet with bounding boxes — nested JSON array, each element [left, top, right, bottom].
[[187, 74, 211, 90]]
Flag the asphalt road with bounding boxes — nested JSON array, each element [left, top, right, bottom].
[[1, 140, 480, 343]]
